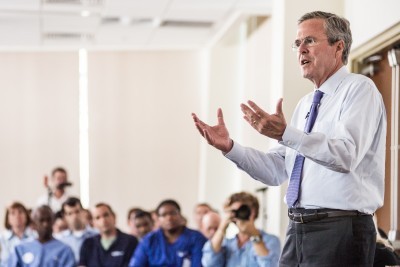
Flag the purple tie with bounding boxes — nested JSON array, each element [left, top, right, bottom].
[[286, 90, 324, 207]]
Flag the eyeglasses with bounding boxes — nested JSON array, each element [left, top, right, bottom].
[[291, 37, 327, 51], [158, 210, 179, 218]]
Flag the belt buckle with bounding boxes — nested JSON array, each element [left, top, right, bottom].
[[293, 213, 304, 223], [288, 210, 306, 223]]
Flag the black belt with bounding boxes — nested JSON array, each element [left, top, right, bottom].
[[288, 208, 370, 224]]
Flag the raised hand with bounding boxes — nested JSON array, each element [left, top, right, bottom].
[[191, 108, 233, 153], [43, 175, 49, 188], [240, 98, 287, 141]]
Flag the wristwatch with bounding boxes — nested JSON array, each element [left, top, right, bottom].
[[250, 235, 262, 243]]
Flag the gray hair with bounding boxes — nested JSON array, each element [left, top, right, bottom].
[[298, 11, 352, 65]]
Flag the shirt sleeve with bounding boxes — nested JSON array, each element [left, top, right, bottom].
[[6, 247, 19, 267], [128, 241, 148, 267], [79, 239, 89, 266], [224, 141, 288, 186], [60, 247, 76, 267], [254, 234, 281, 267], [0, 237, 9, 267], [280, 80, 386, 173], [189, 233, 207, 267], [201, 240, 225, 267]]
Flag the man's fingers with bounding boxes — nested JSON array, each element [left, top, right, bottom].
[[195, 123, 205, 137], [276, 98, 284, 116], [247, 100, 267, 117], [203, 129, 213, 145], [217, 108, 225, 125]]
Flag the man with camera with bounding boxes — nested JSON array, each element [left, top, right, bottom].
[[202, 192, 280, 267], [36, 167, 72, 213]]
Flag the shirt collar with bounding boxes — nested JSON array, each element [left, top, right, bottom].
[[5, 228, 32, 240], [317, 66, 349, 96], [4, 229, 13, 240]]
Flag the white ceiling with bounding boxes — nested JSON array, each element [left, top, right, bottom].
[[0, 0, 272, 50]]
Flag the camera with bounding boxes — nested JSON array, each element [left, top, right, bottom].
[[232, 204, 251, 220]]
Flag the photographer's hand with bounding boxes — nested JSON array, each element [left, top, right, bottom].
[[210, 214, 233, 253], [236, 219, 269, 257]]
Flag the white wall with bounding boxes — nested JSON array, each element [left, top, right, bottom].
[[87, 51, 203, 231], [0, 52, 80, 224], [345, 0, 400, 49]]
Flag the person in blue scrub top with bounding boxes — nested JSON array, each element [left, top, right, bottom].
[[129, 199, 207, 267], [8, 205, 75, 267]]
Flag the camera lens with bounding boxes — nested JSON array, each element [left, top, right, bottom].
[[233, 205, 251, 220]]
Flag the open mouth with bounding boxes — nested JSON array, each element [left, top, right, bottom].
[[301, 59, 310, 65]]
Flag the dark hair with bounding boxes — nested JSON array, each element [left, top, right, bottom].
[[298, 11, 352, 65], [32, 205, 55, 222], [61, 197, 83, 215], [51, 167, 67, 177], [134, 210, 153, 222], [156, 199, 181, 215], [224, 192, 260, 219], [54, 210, 64, 220], [4, 202, 31, 230], [127, 207, 143, 220], [95, 202, 115, 217]]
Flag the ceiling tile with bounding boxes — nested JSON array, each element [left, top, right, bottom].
[[42, 14, 100, 33], [96, 26, 153, 46], [103, 0, 171, 18], [0, 0, 40, 10], [150, 26, 210, 48], [0, 13, 40, 46]]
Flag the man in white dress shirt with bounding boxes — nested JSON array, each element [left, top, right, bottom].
[[36, 167, 71, 213], [192, 11, 386, 266]]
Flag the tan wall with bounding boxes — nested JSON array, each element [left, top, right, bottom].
[[0, 52, 80, 224], [87, 51, 203, 231], [345, 0, 400, 49]]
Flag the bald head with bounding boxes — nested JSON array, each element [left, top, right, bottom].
[[201, 211, 221, 239], [32, 205, 54, 243]]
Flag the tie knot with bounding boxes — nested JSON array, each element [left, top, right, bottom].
[[312, 90, 324, 104]]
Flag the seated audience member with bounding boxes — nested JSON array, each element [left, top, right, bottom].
[[36, 167, 71, 213], [149, 210, 160, 231], [373, 216, 400, 267], [52, 211, 68, 239], [202, 192, 281, 267], [131, 210, 154, 241], [129, 199, 207, 267], [193, 203, 212, 230], [127, 207, 143, 237], [81, 208, 94, 228], [57, 197, 97, 262], [201, 211, 221, 239], [8, 205, 75, 267], [0, 202, 36, 267], [79, 203, 138, 267]]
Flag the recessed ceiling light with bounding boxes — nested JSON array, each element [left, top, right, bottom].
[[81, 10, 91, 17], [120, 16, 131, 26]]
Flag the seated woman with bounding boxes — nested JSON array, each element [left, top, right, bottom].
[[0, 202, 36, 266]]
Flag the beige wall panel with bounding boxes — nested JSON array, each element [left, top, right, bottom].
[[87, 51, 202, 230], [0, 52, 79, 227]]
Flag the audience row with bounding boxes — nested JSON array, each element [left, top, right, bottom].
[[1, 191, 281, 267]]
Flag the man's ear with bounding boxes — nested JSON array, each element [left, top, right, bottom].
[[336, 40, 344, 55]]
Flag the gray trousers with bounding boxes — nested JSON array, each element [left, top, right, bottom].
[[279, 215, 376, 267]]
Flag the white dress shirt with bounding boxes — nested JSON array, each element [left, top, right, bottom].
[[36, 192, 69, 212], [225, 66, 387, 214]]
